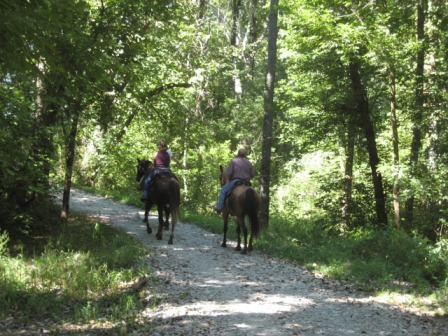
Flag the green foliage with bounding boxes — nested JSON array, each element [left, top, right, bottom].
[[0, 231, 9, 257], [0, 213, 150, 324], [256, 216, 447, 298]]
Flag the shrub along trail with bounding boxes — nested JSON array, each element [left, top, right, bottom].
[[69, 189, 447, 335]]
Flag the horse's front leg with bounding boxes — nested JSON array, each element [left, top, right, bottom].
[[144, 201, 152, 234], [143, 201, 150, 223], [221, 214, 229, 248], [155, 205, 164, 240]]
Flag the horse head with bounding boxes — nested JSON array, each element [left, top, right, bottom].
[[136, 158, 153, 183], [219, 165, 229, 187]]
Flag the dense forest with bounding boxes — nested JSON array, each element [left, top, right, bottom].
[[1, 0, 448, 308]]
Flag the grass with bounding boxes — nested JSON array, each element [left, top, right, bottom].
[[0, 209, 155, 334]]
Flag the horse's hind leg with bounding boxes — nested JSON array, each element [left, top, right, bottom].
[[240, 218, 249, 254], [164, 206, 170, 230], [168, 222, 175, 245], [248, 235, 253, 251], [235, 220, 242, 251]]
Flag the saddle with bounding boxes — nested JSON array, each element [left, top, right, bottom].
[[226, 180, 251, 198], [152, 168, 178, 183]]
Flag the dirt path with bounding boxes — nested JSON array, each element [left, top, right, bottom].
[[69, 189, 447, 335]]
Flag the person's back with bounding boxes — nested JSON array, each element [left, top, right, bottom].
[[154, 150, 170, 168], [213, 148, 254, 213], [141, 140, 172, 201], [226, 156, 254, 181]]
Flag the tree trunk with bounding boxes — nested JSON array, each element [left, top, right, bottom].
[[389, 65, 401, 228], [405, 0, 426, 228], [61, 101, 81, 222], [342, 108, 356, 227], [349, 59, 388, 227], [259, 0, 279, 228], [231, 0, 242, 95], [30, 58, 53, 205]]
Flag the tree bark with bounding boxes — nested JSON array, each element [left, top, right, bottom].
[[342, 108, 356, 227], [30, 58, 53, 205], [259, 0, 279, 228], [405, 0, 426, 228], [61, 101, 81, 222], [349, 59, 388, 227], [389, 65, 401, 228]]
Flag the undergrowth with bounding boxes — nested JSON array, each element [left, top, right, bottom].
[[0, 209, 153, 331]]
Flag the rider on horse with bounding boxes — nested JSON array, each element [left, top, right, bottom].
[[141, 140, 177, 201], [213, 148, 255, 213]]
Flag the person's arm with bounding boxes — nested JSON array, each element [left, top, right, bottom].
[[167, 149, 185, 168], [249, 161, 255, 179]]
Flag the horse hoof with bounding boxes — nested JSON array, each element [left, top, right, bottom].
[[146, 227, 152, 234], [235, 246, 241, 251], [221, 243, 227, 248], [156, 234, 162, 240], [168, 239, 173, 245]]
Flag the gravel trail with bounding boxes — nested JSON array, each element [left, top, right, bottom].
[[68, 189, 447, 336]]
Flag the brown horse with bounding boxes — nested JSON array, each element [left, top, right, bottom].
[[136, 159, 180, 244], [136, 159, 170, 230], [218, 165, 261, 254]]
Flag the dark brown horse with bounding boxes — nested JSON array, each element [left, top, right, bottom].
[[136, 159, 180, 244], [218, 165, 261, 254], [136, 159, 170, 230]]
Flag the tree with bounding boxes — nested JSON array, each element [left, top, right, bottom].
[[405, 0, 427, 228], [260, 0, 279, 227], [349, 59, 388, 227]]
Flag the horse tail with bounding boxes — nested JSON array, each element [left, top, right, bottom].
[[169, 180, 180, 226], [245, 188, 260, 238]]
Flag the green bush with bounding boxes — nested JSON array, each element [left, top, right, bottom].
[[0, 213, 150, 323]]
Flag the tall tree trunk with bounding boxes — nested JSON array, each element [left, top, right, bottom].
[[246, 0, 259, 76], [389, 65, 401, 228], [231, 0, 242, 96], [198, 0, 206, 20], [342, 108, 356, 227], [260, 0, 279, 228], [349, 59, 388, 227], [405, 0, 426, 228], [60, 101, 81, 222], [30, 58, 53, 205]]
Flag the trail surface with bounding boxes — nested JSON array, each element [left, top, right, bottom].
[[69, 189, 447, 335]]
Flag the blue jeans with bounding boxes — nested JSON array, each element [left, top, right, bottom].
[[216, 179, 241, 210], [142, 169, 159, 199]]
